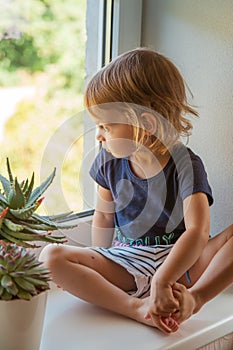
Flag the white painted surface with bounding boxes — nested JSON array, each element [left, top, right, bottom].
[[141, 0, 233, 235], [40, 285, 233, 350]]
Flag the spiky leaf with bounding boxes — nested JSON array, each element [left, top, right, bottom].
[[24, 173, 34, 202], [0, 192, 8, 207], [0, 174, 11, 197], [27, 168, 56, 207], [10, 204, 38, 220], [0, 159, 78, 247], [6, 158, 14, 184], [0, 229, 36, 248], [14, 178, 26, 208], [45, 211, 73, 221], [7, 178, 26, 210]]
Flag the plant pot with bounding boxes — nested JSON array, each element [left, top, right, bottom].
[[0, 291, 48, 350]]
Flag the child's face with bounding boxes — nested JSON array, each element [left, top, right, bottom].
[[95, 121, 137, 158]]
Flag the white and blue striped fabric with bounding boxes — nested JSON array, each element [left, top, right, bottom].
[[91, 244, 173, 298]]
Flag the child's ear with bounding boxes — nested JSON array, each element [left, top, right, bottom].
[[141, 112, 157, 135]]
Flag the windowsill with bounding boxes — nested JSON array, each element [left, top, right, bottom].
[[39, 214, 233, 349], [40, 284, 233, 350]]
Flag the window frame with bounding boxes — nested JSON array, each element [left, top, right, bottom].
[[72, 0, 142, 221]]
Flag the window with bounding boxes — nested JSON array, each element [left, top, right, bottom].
[[0, 0, 90, 216], [0, 0, 142, 221]]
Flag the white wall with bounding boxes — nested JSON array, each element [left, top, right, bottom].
[[141, 0, 233, 234]]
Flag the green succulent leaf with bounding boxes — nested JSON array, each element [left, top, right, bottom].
[[2, 224, 40, 242], [0, 241, 51, 300], [0, 265, 7, 274], [0, 174, 11, 197], [7, 188, 17, 209], [11, 253, 32, 271], [0, 192, 8, 207], [6, 158, 14, 185], [24, 276, 50, 288], [10, 204, 38, 220], [14, 178, 26, 208], [32, 213, 77, 229], [45, 211, 73, 221], [7, 284, 19, 296], [0, 285, 3, 296], [31, 213, 58, 227], [14, 276, 37, 294], [1, 289, 12, 300], [27, 168, 56, 207], [16, 288, 32, 300], [3, 218, 24, 232], [0, 160, 78, 248], [20, 220, 54, 230], [0, 229, 35, 248], [52, 221, 78, 229], [7, 178, 26, 209], [1, 274, 12, 288], [22, 178, 28, 192], [24, 173, 34, 203]]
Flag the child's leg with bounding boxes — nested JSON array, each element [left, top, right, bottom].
[[39, 244, 177, 333], [173, 224, 233, 322], [189, 224, 233, 310]]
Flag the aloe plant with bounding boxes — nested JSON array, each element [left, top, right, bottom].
[[0, 240, 50, 300], [0, 158, 77, 248]]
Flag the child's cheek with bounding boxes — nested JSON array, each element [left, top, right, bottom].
[[108, 139, 137, 158]]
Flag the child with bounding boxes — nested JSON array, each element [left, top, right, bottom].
[[40, 48, 233, 334]]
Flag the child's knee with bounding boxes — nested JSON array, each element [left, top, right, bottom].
[[39, 243, 65, 269]]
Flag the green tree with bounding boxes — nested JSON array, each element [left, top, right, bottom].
[[0, 0, 87, 213], [0, 0, 86, 92]]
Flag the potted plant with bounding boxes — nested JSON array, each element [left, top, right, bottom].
[[0, 158, 77, 350], [0, 241, 50, 350]]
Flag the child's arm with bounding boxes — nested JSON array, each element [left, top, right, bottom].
[[146, 192, 210, 319], [92, 185, 115, 248]]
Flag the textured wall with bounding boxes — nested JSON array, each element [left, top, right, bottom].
[[141, 0, 233, 234]]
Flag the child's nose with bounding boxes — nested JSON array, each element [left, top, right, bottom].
[[96, 129, 106, 142]]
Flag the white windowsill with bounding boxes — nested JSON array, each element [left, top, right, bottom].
[[40, 284, 233, 350]]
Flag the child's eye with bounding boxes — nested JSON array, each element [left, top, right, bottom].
[[99, 125, 110, 132], [104, 126, 110, 132]]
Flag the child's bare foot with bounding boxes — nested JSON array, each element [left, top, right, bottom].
[[160, 315, 179, 333], [131, 297, 179, 334], [171, 283, 196, 323]]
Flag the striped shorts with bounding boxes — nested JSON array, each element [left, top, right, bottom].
[[91, 244, 173, 298]]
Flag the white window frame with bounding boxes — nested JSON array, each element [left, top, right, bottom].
[[83, 0, 142, 210], [70, 0, 142, 214], [111, 0, 142, 58]]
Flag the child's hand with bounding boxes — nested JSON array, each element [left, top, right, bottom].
[[146, 280, 179, 318], [171, 283, 196, 323], [144, 279, 180, 333]]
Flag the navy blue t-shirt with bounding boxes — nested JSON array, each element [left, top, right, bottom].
[[89, 143, 213, 245]]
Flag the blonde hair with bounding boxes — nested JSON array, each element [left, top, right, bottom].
[[84, 48, 198, 154]]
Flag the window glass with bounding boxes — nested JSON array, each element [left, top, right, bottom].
[[0, 0, 87, 214]]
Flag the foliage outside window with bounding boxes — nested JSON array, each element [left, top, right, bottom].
[[0, 0, 87, 214]]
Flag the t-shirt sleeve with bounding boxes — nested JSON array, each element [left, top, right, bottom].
[[176, 149, 213, 206], [89, 149, 110, 189]]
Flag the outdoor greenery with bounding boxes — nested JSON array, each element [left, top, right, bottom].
[[0, 0, 87, 213]]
